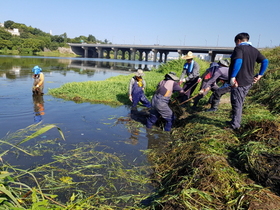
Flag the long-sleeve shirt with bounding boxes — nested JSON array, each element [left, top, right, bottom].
[[33, 73, 44, 87], [180, 60, 200, 82], [229, 43, 268, 86], [202, 66, 229, 89]]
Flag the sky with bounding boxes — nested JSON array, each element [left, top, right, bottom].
[[1, 0, 279, 48]]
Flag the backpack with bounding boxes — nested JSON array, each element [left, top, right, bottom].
[[203, 63, 219, 80]]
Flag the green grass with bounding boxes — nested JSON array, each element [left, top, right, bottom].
[[48, 57, 210, 106]]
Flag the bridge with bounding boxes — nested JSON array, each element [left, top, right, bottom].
[[68, 43, 235, 62]]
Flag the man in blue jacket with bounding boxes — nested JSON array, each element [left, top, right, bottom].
[[227, 32, 269, 130]]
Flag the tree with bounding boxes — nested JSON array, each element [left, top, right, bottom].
[[0, 28, 12, 40], [4, 20, 15, 29], [88, 34, 96, 43], [61, 33, 68, 43], [20, 32, 32, 39], [51, 35, 64, 43], [21, 38, 44, 53], [0, 39, 13, 49]]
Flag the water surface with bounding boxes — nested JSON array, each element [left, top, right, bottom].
[[0, 56, 166, 167]]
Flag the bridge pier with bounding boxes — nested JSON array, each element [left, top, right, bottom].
[[144, 50, 149, 61], [130, 48, 136, 60], [121, 50, 125, 60], [209, 51, 217, 62], [96, 47, 103, 58], [152, 49, 158, 62], [82, 46, 88, 58], [138, 50, 144, 61], [113, 48, 118, 59]]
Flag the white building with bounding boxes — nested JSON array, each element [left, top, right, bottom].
[[0, 23, 20, 36]]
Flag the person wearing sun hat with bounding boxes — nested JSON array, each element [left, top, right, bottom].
[[178, 51, 201, 103], [128, 69, 151, 108], [146, 72, 184, 132], [32, 65, 45, 95]]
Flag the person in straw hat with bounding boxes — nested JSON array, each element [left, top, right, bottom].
[[192, 59, 231, 111], [128, 69, 151, 108], [178, 51, 201, 103], [146, 72, 184, 132]]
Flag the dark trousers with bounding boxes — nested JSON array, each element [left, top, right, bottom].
[[209, 86, 231, 109], [146, 94, 173, 131], [132, 91, 151, 108], [230, 85, 252, 129], [179, 77, 199, 102]]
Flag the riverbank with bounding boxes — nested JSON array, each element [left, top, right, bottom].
[[47, 46, 280, 209], [0, 47, 77, 57]]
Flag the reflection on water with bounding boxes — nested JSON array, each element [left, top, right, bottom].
[[33, 94, 45, 123], [68, 59, 158, 72], [0, 55, 159, 81]]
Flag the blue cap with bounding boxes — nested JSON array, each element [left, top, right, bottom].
[[32, 66, 42, 75]]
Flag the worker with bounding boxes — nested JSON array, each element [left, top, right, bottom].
[[178, 51, 201, 103], [146, 72, 184, 131], [128, 69, 151, 108], [193, 59, 230, 111], [32, 66, 44, 95]]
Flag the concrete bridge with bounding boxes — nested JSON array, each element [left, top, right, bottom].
[[68, 43, 235, 62]]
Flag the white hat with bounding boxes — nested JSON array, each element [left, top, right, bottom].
[[218, 59, 230, 67], [166, 72, 179, 81], [135, 69, 144, 77], [181, 51, 194, 60]]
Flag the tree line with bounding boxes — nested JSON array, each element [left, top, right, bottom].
[[0, 20, 111, 54]]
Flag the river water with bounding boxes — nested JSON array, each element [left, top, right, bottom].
[[0, 55, 166, 167]]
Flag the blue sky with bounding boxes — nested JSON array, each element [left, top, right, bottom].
[[1, 0, 279, 48]]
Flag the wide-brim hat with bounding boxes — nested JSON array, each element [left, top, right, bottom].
[[135, 69, 144, 77], [218, 59, 230, 67], [181, 51, 194, 60], [166, 72, 179, 81]]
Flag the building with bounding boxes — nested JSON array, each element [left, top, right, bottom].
[[0, 22, 20, 36]]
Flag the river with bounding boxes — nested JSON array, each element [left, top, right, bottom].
[[0, 55, 168, 162], [0, 55, 174, 206]]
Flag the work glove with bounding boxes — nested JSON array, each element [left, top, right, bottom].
[[197, 78, 202, 83], [199, 89, 204, 95], [129, 95, 133, 102], [36, 85, 39, 87], [230, 77, 238, 87]]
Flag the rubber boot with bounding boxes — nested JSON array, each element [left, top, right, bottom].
[[206, 101, 219, 112], [164, 118, 172, 132], [146, 113, 158, 129], [208, 94, 214, 105], [192, 94, 203, 108]]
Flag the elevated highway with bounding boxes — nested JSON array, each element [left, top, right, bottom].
[[68, 43, 235, 62]]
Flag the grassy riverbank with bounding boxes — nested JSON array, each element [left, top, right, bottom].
[[48, 58, 209, 106], [48, 47, 280, 209]]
